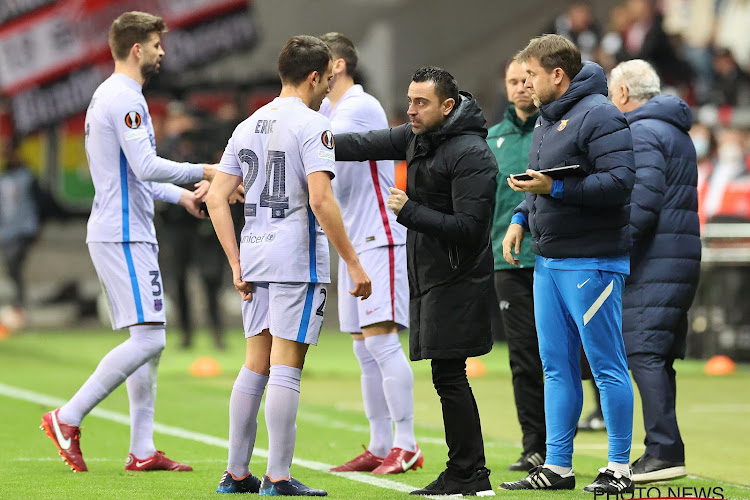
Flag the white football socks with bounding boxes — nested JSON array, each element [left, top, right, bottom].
[[126, 353, 160, 458], [58, 325, 165, 427], [227, 366, 269, 478], [264, 365, 301, 480], [364, 334, 416, 452], [608, 461, 631, 477], [352, 339, 392, 457]]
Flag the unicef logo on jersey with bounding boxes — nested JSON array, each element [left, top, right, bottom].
[[241, 232, 277, 245]]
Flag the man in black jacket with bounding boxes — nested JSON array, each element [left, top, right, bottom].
[[335, 66, 497, 496]]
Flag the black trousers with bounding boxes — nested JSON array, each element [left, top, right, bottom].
[[1, 235, 35, 308], [628, 352, 684, 462], [431, 358, 486, 477], [494, 269, 546, 453], [160, 225, 225, 347]]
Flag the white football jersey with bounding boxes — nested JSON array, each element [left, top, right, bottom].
[[85, 73, 203, 244], [219, 96, 336, 283], [319, 85, 406, 252]]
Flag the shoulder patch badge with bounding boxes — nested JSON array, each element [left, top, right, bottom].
[[557, 119, 568, 131], [321, 130, 334, 149], [125, 111, 142, 129]]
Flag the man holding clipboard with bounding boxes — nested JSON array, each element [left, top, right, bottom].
[[498, 35, 636, 495]]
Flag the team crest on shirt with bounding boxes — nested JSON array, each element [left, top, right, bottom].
[[125, 111, 142, 129], [154, 299, 163, 311], [321, 130, 334, 149], [557, 119, 569, 131]]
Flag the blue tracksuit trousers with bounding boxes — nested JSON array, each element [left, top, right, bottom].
[[533, 261, 633, 467]]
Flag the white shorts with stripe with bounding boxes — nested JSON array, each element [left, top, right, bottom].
[[338, 244, 408, 333], [88, 242, 166, 330], [241, 282, 328, 345]]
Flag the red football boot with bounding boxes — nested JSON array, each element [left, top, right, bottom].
[[125, 451, 193, 471], [371, 445, 424, 474], [329, 445, 384, 472], [40, 409, 87, 472]]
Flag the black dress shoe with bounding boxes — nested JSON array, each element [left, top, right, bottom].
[[631, 453, 687, 483], [410, 467, 493, 496]]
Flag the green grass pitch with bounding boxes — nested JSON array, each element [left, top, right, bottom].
[[1, 328, 748, 499]]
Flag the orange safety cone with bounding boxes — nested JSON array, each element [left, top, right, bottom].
[[190, 356, 222, 377], [466, 357, 487, 378], [704, 354, 736, 376], [0, 323, 10, 340]]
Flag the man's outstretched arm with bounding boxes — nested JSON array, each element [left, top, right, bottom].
[[335, 123, 411, 162]]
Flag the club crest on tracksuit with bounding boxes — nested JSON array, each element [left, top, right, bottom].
[[557, 119, 569, 131]]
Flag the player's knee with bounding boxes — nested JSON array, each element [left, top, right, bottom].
[[129, 324, 167, 357], [363, 333, 402, 363]]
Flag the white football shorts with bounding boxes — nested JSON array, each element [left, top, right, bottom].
[[241, 282, 328, 345], [338, 244, 408, 333], [89, 242, 166, 330]]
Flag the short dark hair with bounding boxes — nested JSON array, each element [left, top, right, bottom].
[[109, 11, 167, 61], [318, 32, 358, 76], [278, 35, 333, 86], [515, 34, 582, 79], [412, 66, 459, 104]]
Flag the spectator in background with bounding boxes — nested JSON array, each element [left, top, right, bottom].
[[690, 123, 718, 226], [597, 4, 632, 74], [662, 0, 716, 103], [499, 35, 635, 494], [700, 128, 750, 223], [487, 59, 545, 472], [545, 2, 601, 62], [715, 0, 750, 71], [0, 137, 41, 328], [609, 59, 700, 483], [618, 0, 692, 87], [157, 101, 230, 350], [711, 49, 750, 108]]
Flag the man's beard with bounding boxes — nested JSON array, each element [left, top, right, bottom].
[[517, 100, 538, 114], [141, 62, 160, 81]]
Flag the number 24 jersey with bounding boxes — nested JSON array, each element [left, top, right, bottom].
[[219, 96, 336, 284]]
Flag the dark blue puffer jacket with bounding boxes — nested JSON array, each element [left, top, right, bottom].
[[517, 62, 635, 258], [622, 94, 701, 358]]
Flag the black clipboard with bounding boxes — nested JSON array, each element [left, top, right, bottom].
[[512, 164, 581, 181]]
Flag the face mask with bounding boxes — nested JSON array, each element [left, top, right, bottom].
[[692, 136, 710, 159]]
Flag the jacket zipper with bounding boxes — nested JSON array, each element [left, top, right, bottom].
[[448, 244, 460, 270]]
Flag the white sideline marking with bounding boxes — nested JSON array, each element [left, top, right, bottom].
[[0, 383, 417, 494]]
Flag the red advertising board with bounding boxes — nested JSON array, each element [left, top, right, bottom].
[[0, 0, 248, 96]]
